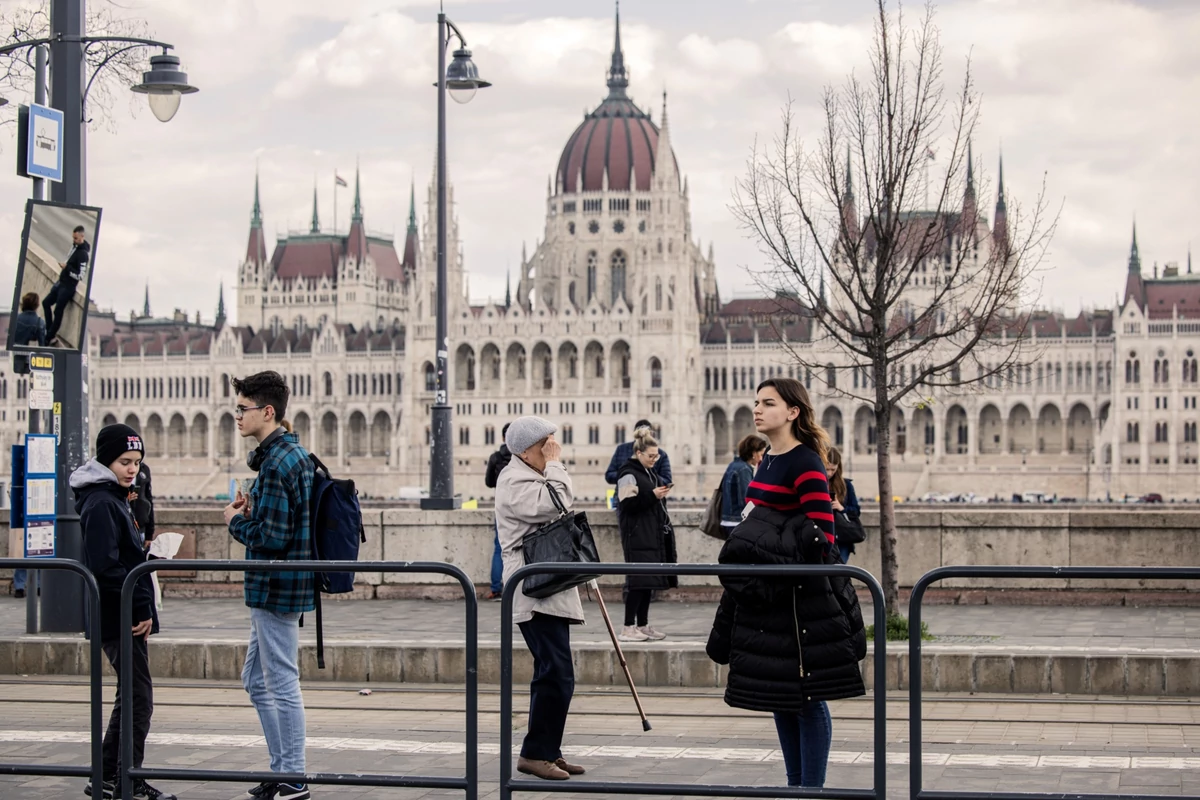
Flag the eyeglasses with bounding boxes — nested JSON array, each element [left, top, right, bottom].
[[234, 404, 266, 419], [642, 452, 660, 462]]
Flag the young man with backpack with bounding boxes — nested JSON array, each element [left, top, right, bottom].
[[223, 371, 313, 800]]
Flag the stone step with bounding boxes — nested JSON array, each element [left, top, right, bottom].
[[3, 637, 1198, 696]]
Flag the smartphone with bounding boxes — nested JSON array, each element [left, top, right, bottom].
[[664, 483, 674, 488]]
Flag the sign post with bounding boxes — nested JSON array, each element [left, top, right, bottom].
[[16, 102, 65, 183], [23, 434, 58, 559]]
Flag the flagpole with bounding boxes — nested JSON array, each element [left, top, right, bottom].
[[333, 172, 338, 236]]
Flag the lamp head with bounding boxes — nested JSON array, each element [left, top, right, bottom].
[[130, 53, 199, 122], [445, 47, 490, 104]]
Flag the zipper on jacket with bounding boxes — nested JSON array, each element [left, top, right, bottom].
[[792, 587, 804, 678]]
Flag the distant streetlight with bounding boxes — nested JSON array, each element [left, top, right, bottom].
[[130, 52, 199, 122], [423, 10, 490, 510]]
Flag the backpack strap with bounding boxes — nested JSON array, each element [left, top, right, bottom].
[[314, 583, 325, 670]]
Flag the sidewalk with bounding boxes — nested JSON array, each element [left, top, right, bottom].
[[3, 596, 1200, 693]]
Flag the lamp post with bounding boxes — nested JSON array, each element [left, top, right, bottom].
[[421, 11, 489, 510], [2, 0, 197, 632]]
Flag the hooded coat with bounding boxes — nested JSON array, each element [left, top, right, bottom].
[[706, 505, 866, 711], [71, 459, 158, 642], [616, 457, 678, 591]]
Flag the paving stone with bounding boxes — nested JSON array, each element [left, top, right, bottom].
[[1012, 655, 1050, 693], [974, 655, 1013, 693], [1126, 657, 1166, 697], [1088, 656, 1127, 695], [1049, 656, 1087, 694]]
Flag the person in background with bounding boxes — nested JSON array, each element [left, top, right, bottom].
[[706, 378, 865, 789], [483, 422, 513, 600], [224, 371, 314, 800], [495, 417, 588, 782], [605, 419, 671, 487], [43, 224, 89, 343], [73, 424, 176, 800], [130, 461, 155, 546], [719, 434, 768, 534], [9, 291, 47, 598], [615, 427, 676, 641], [827, 448, 860, 564]]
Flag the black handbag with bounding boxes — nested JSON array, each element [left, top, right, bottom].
[[834, 509, 867, 545], [521, 482, 602, 599]]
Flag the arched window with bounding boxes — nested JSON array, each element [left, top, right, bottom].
[[655, 279, 663, 312], [586, 251, 598, 301], [650, 357, 663, 389], [1163, 360, 1170, 384], [568, 282, 577, 306], [1134, 360, 1141, 383], [424, 362, 437, 392], [323, 372, 333, 396], [221, 374, 230, 398], [611, 250, 627, 306], [826, 363, 837, 389]]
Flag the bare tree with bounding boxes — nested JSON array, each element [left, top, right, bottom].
[[733, 0, 1057, 619], [0, 0, 152, 135]]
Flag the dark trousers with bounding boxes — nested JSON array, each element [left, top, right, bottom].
[[624, 589, 651, 627], [100, 637, 153, 777], [773, 702, 832, 787], [42, 281, 73, 341], [490, 523, 503, 594], [517, 613, 574, 761]]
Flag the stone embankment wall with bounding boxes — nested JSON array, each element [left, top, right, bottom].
[[5, 508, 1199, 601]]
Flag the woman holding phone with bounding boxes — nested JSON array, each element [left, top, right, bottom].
[[615, 426, 677, 641]]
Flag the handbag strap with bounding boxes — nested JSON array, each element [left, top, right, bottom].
[[544, 480, 569, 517]]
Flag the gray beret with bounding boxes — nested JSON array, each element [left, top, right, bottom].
[[506, 416, 558, 456]]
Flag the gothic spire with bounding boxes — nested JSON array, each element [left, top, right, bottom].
[[216, 281, 227, 326], [505, 269, 512, 309], [844, 144, 853, 200], [996, 151, 1006, 213], [1128, 218, 1141, 274], [1189, 245, 1193, 275], [966, 139, 975, 192], [309, 182, 320, 234], [606, 1, 629, 98], [352, 161, 364, 223], [142, 283, 151, 318], [251, 167, 263, 228], [407, 180, 417, 234]]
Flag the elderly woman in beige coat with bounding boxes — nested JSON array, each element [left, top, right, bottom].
[[495, 416, 588, 782]]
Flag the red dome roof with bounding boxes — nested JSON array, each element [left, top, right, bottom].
[[555, 6, 677, 194]]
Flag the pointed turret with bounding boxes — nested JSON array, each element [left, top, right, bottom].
[[1123, 218, 1145, 309], [992, 152, 1008, 254], [1128, 219, 1141, 274], [216, 281, 227, 328], [961, 140, 977, 241], [842, 144, 859, 245], [347, 163, 367, 262], [142, 284, 151, 319], [606, 1, 629, 99], [309, 182, 320, 234], [656, 89, 679, 191], [402, 180, 419, 273], [505, 269, 512, 310], [245, 169, 268, 266], [1189, 246, 1193, 275]]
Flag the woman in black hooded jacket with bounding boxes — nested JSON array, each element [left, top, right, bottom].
[[706, 378, 866, 788]]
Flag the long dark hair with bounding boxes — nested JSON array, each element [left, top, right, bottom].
[[827, 447, 846, 503], [756, 377, 831, 465]]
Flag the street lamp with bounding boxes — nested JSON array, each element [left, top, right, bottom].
[[423, 10, 490, 511], [130, 52, 199, 122]]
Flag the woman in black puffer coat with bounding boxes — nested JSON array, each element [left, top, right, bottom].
[[616, 427, 678, 642]]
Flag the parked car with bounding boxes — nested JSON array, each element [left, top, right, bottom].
[[1140, 493, 1164, 503]]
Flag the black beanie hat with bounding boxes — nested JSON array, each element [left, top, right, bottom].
[[96, 424, 144, 467]]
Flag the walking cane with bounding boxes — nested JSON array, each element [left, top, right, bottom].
[[590, 579, 652, 731]]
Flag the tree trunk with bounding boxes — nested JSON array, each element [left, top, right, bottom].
[[874, 385, 900, 616]]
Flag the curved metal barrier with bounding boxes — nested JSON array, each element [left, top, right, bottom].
[[500, 561, 888, 799], [0, 557, 103, 792], [118, 559, 479, 800], [908, 565, 1200, 800]]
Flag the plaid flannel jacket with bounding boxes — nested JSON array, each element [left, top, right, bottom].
[[229, 432, 315, 613]]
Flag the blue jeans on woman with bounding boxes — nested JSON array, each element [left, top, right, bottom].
[[773, 701, 832, 787], [12, 569, 26, 593]]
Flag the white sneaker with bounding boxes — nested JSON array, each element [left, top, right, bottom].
[[638, 625, 666, 640], [618, 625, 649, 642]]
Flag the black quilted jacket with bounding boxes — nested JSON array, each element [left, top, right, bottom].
[[706, 505, 866, 711]]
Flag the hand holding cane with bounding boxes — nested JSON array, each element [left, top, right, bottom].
[[590, 579, 652, 731]]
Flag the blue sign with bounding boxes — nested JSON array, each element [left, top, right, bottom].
[[25, 104, 64, 183], [23, 433, 57, 558]]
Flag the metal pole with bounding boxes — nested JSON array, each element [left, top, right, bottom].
[[42, 0, 87, 633], [423, 12, 459, 510], [24, 43, 50, 635]]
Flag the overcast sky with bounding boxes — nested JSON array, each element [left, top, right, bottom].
[[0, 0, 1197, 325]]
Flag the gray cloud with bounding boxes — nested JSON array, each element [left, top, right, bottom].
[[0, 0, 1195, 321]]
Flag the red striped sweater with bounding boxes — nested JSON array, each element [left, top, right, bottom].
[[744, 443, 835, 545]]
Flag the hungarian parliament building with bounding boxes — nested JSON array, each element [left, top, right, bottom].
[[2, 13, 1197, 502]]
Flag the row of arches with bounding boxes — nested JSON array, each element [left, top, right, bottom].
[[443, 340, 656, 394]]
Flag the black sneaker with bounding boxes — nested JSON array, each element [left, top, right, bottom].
[[13, 589, 25, 599], [84, 780, 114, 799], [233, 784, 278, 799], [129, 779, 176, 800], [275, 784, 310, 800]]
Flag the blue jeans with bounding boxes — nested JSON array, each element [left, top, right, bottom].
[[773, 702, 832, 787], [13, 569, 26, 592], [838, 544, 852, 565], [490, 523, 503, 594], [243, 608, 306, 776]]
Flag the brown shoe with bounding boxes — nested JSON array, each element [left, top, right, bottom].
[[555, 757, 586, 775], [517, 757, 570, 780]]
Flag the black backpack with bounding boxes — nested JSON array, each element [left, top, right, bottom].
[[308, 453, 365, 668]]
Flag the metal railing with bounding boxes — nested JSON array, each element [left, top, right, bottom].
[[908, 565, 1200, 800], [0, 558, 103, 792], [500, 562, 888, 799], [118, 559, 479, 800]]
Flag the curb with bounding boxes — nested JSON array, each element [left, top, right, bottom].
[[3, 638, 1199, 696]]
